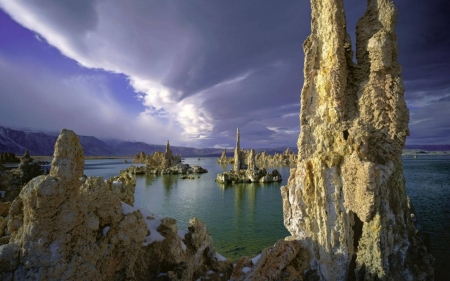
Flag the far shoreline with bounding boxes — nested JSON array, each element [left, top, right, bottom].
[[11, 150, 450, 163]]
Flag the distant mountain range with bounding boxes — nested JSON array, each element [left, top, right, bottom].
[[0, 126, 296, 157], [1, 126, 448, 157]]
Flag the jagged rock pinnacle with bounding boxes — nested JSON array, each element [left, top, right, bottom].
[[277, 0, 433, 279], [49, 129, 84, 182]]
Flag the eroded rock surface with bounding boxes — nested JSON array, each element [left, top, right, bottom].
[[284, 0, 432, 280], [131, 141, 208, 176], [217, 131, 282, 184], [132, 140, 181, 168], [0, 151, 44, 203], [217, 147, 297, 166], [0, 129, 229, 280], [106, 172, 136, 206], [239, 0, 433, 280], [0, 153, 19, 164], [0, 129, 148, 280]]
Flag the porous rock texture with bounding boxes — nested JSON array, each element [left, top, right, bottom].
[[0, 151, 43, 203], [233, 128, 246, 171], [217, 130, 282, 184], [0, 152, 19, 164], [0, 129, 148, 280], [132, 141, 181, 168], [106, 172, 136, 206], [0, 129, 230, 280], [278, 0, 433, 280]]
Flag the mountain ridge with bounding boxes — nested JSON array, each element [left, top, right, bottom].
[[1, 126, 448, 157], [0, 126, 297, 157]]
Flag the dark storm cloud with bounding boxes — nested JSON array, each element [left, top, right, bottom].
[[0, 0, 449, 146]]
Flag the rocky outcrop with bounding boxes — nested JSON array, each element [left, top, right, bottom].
[[232, 0, 434, 280], [0, 151, 43, 203], [133, 151, 149, 164], [238, 0, 433, 280], [0, 153, 19, 164], [255, 148, 297, 166], [0, 129, 229, 280], [134, 217, 233, 280], [106, 172, 136, 206], [217, 148, 297, 166], [216, 149, 232, 164], [129, 141, 208, 176], [124, 163, 208, 176], [0, 129, 148, 280], [233, 128, 246, 171], [17, 150, 43, 185], [216, 168, 282, 184], [217, 132, 282, 184], [132, 141, 181, 168]]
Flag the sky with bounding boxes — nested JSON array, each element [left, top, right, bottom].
[[0, 0, 449, 148]]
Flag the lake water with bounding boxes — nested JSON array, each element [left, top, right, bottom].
[[84, 156, 450, 278]]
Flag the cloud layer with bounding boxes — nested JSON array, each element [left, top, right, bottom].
[[0, 0, 449, 147]]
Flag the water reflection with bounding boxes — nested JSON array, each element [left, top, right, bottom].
[[144, 174, 157, 186], [162, 175, 178, 192]]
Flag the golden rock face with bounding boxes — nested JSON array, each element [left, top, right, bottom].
[[279, 0, 433, 280]]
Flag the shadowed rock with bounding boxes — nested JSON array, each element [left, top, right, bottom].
[[0, 129, 230, 280], [236, 0, 434, 280]]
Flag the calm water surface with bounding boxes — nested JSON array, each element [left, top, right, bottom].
[[133, 158, 290, 261], [84, 156, 450, 277]]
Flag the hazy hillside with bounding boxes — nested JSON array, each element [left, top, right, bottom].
[[0, 127, 295, 157], [3, 127, 448, 157]]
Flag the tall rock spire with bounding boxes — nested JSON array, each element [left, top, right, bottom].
[[233, 128, 242, 171], [279, 0, 433, 280]]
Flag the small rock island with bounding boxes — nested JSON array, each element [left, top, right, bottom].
[[216, 128, 282, 184], [126, 140, 207, 175]]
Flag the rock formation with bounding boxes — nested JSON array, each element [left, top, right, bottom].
[[217, 130, 282, 184], [0, 153, 19, 164], [233, 128, 246, 171], [124, 163, 208, 176], [216, 149, 230, 164], [0, 129, 230, 280], [132, 141, 181, 168], [234, 0, 433, 280], [106, 172, 136, 206], [255, 148, 297, 166], [130, 142, 207, 176], [217, 148, 297, 166], [0, 151, 43, 203]]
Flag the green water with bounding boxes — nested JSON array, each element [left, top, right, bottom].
[[133, 158, 290, 261], [84, 156, 450, 277]]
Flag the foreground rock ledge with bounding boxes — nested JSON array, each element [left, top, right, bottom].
[[0, 129, 232, 280]]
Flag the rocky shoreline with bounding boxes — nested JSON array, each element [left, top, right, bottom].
[[0, 0, 435, 279], [216, 129, 283, 184], [123, 163, 208, 176], [0, 130, 231, 280]]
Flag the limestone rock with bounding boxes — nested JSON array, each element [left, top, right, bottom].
[[134, 217, 233, 280], [0, 151, 43, 202], [217, 147, 298, 167], [49, 129, 84, 182], [132, 140, 181, 169], [276, 0, 434, 280], [0, 129, 148, 280], [107, 172, 136, 206], [216, 167, 282, 184], [0, 153, 19, 164], [233, 128, 246, 171], [217, 149, 232, 164], [217, 130, 282, 184], [0, 129, 230, 280], [123, 163, 208, 176]]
